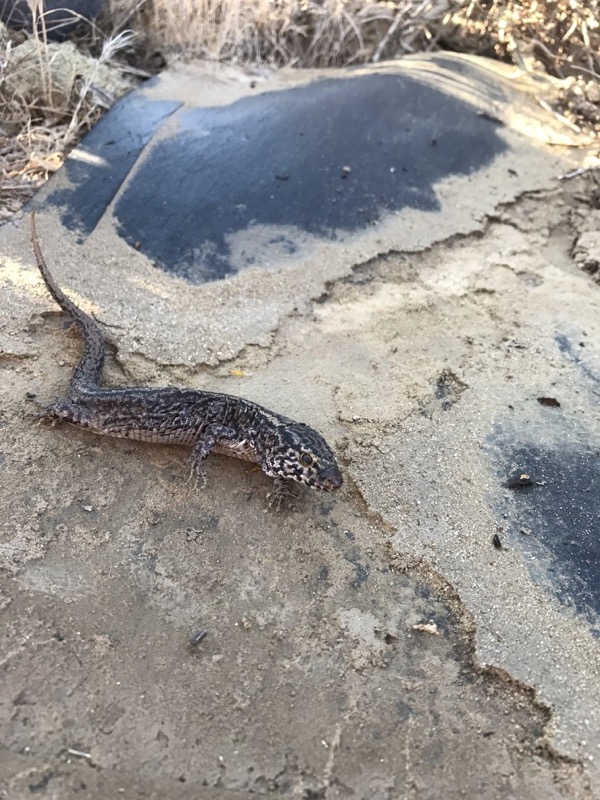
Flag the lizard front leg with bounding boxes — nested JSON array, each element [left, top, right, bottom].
[[267, 476, 296, 511], [189, 424, 236, 489]]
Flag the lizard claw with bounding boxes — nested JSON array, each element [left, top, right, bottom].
[[188, 461, 207, 491]]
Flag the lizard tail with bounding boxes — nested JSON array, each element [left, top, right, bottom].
[[30, 211, 105, 398]]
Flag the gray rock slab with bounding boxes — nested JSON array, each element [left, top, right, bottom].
[[1, 53, 599, 797], [30, 54, 579, 368]]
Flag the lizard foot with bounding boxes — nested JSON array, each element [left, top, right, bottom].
[[28, 396, 91, 427], [25, 401, 54, 425], [267, 478, 296, 511], [188, 460, 208, 491]]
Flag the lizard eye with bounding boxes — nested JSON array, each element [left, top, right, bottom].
[[300, 452, 314, 467]]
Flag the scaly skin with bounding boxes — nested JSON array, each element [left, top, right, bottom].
[[30, 212, 342, 506]]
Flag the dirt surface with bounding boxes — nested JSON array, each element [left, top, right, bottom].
[[2, 59, 600, 800], [1, 182, 599, 799]]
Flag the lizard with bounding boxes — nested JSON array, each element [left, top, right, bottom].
[[29, 212, 342, 508]]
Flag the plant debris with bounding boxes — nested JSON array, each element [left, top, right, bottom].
[[412, 620, 440, 636], [506, 473, 534, 490], [0, 19, 137, 218]]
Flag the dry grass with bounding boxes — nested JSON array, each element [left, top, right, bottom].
[[1, 0, 599, 219], [107, 0, 451, 65], [0, 3, 137, 219], [110, 0, 599, 81]]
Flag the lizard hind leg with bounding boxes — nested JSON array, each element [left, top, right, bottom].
[[45, 398, 96, 428]]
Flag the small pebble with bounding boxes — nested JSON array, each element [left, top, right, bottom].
[[189, 630, 207, 647]]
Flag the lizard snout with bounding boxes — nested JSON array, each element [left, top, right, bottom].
[[318, 465, 343, 491]]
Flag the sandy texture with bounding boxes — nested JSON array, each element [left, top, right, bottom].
[[1, 181, 600, 799]]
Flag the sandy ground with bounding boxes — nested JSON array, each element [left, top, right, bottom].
[[0, 182, 599, 799], [1, 57, 600, 800]]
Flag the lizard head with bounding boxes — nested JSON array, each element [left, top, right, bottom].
[[262, 422, 343, 491]]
